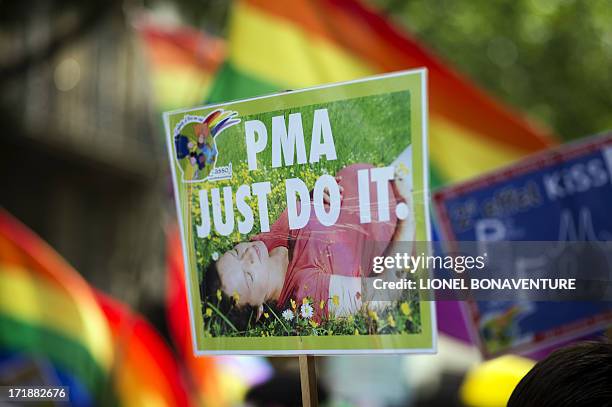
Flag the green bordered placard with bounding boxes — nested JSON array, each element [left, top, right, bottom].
[[164, 69, 435, 355]]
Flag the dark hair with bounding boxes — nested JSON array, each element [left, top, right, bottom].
[[508, 341, 612, 407], [201, 260, 255, 332]]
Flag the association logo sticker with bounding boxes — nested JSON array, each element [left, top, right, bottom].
[[173, 109, 240, 183]]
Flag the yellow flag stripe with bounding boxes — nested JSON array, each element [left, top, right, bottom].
[[227, 1, 531, 185], [430, 115, 527, 183], [0, 265, 113, 371], [152, 67, 214, 111], [229, 1, 376, 88]]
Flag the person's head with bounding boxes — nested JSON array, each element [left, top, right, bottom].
[[202, 240, 289, 330], [202, 259, 254, 331], [214, 241, 276, 307], [205, 240, 284, 314], [508, 341, 612, 407]]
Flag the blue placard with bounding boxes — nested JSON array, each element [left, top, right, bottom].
[[434, 134, 612, 357]]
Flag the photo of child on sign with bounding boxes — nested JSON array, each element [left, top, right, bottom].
[[203, 160, 416, 337], [165, 71, 434, 354]]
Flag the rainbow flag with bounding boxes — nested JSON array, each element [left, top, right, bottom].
[[166, 228, 228, 407], [95, 292, 194, 407], [0, 209, 193, 407], [138, 22, 225, 112], [207, 0, 557, 186]]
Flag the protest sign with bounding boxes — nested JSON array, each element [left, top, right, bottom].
[[434, 134, 612, 357], [164, 70, 435, 355]]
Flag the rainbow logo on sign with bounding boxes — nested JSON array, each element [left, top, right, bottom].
[[173, 109, 240, 182]]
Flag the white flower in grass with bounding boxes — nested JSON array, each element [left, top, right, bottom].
[[282, 309, 294, 321], [300, 303, 314, 319]]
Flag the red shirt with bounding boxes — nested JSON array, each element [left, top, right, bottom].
[[253, 163, 398, 320]]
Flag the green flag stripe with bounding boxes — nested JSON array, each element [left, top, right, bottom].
[[206, 61, 281, 103], [0, 314, 118, 405]]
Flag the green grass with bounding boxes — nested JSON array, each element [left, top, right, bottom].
[[190, 90, 421, 337], [214, 91, 411, 169], [202, 294, 422, 338]]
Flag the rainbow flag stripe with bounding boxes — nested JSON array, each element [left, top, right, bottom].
[[0, 210, 193, 406], [96, 292, 193, 407], [139, 23, 225, 112], [166, 228, 228, 406], [207, 0, 557, 186], [0, 212, 115, 402]]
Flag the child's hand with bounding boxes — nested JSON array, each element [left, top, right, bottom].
[[298, 176, 344, 207], [393, 164, 411, 202], [322, 175, 344, 206]]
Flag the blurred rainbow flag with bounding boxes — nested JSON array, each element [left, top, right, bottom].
[[0, 209, 194, 407], [207, 0, 557, 186], [138, 22, 225, 112]]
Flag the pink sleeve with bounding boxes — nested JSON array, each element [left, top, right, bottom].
[[252, 209, 290, 251], [280, 267, 330, 322]]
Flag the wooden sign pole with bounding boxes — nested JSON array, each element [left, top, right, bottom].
[[298, 355, 318, 407]]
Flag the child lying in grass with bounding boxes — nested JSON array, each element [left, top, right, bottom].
[[202, 162, 414, 330]]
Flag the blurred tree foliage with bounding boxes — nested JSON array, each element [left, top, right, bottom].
[[370, 0, 612, 141], [177, 0, 612, 141]]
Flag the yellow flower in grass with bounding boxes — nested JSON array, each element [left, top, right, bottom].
[[232, 290, 240, 303], [205, 308, 213, 318], [309, 320, 319, 328], [368, 310, 379, 321], [290, 299, 297, 310], [387, 314, 396, 328], [264, 312, 269, 319], [400, 302, 411, 316], [332, 295, 340, 306], [216, 289, 222, 302], [319, 300, 325, 310]]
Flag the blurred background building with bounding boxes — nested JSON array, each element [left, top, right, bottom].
[[0, 1, 167, 315]]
